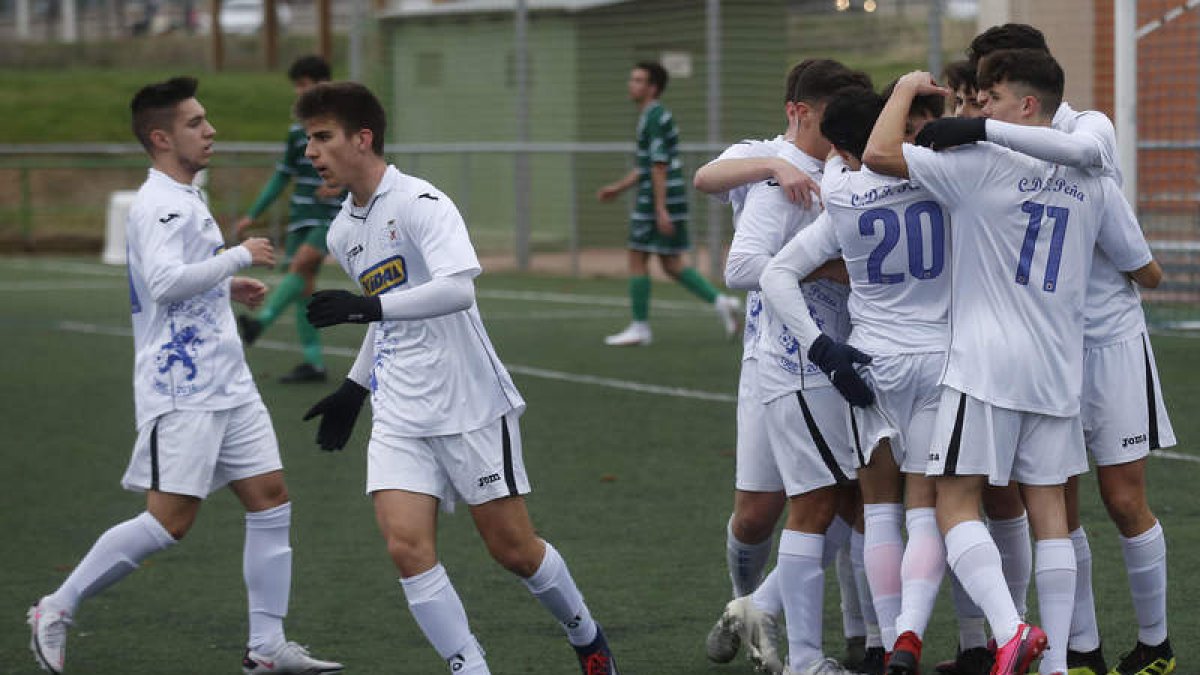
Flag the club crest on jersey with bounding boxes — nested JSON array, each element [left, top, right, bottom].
[[359, 255, 408, 296]]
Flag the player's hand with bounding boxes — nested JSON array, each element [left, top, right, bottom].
[[914, 117, 986, 150], [655, 208, 676, 237], [307, 289, 382, 328], [230, 276, 267, 309], [895, 70, 952, 98], [241, 237, 275, 267], [234, 215, 255, 239], [597, 184, 621, 202], [807, 335, 875, 407], [769, 159, 820, 208], [302, 379, 369, 451]]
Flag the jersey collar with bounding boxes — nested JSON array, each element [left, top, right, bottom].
[[348, 165, 402, 221], [1052, 101, 1076, 130], [147, 168, 203, 198], [775, 143, 824, 176]]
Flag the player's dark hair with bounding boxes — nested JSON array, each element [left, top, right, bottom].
[[881, 78, 946, 122], [635, 61, 669, 96], [131, 76, 198, 152], [790, 59, 874, 107], [294, 81, 387, 156], [819, 86, 885, 161], [288, 54, 332, 83], [785, 59, 816, 104], [967, 23, 1049, 66], [977, 48, 1064, 117], [942, 59, 977, 94]]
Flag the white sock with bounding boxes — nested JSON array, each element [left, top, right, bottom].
[[778, 530, 826, 671], [401, 563, 488, 673], [521, 542, 597, 647], [950, 572, 989, 649], [825, 514, 853, 568], [244, 503, 292, 654], [835, 541, 866, 640], [726, 515, 772, 598], [47, 511, 175, 613], [1121, 520, 1168, 646], [945, 520, 1021, 646], [750, 568, 783, 617], [1068, 527, 1101, 652], [989, 514, 1032, 616], [1034, 538, 1076, 675], [897, 507, 945, 639], [863, 503, 904, 650], [851, 529, 882, 648]]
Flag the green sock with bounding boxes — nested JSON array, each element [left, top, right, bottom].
[[296, 299, 324, 369], [630, 275, 651, 321], [678, 267, 719, 303], [255, 272, 306, 327]]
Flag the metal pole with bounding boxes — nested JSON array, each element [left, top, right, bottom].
[[514, 0, 531, 270], [61, 0, 78, 42], [16, 0, 30, 40], [212, 0, 225, 71], [264, 0, 278, 70], [927, 0, 943, 78], [1114, 0, 1138, 206], [705, 0, 722, 282], [569, 153, 579, 277], [349, 0, 366, 80], [318, 0, 333, 64]]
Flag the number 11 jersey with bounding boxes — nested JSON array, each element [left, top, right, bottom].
[[902, 142, 1152, 417]]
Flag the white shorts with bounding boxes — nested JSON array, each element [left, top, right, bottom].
[[367, 409, 531, 511], [736, 359, 784, 492], [1083, 332, 1176, 466], [122, 401, 282, 498], [927, 387, 1087, 486], [850, 352, 944, 474], [764, 387, 857, 497]]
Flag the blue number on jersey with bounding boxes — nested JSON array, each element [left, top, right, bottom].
[[1016, 201, 1069, 292], [859, 199, 945, 284]]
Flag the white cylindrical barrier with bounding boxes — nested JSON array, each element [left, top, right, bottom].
[[102, 190, 139, 265]]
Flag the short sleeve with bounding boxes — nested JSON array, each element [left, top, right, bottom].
[[411, 192, 482, 279], [1095, 180, 1153, 272], [647, 110, 671, 164]]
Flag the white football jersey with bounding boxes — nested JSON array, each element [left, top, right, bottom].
[[821, 155, 951, 356], [1051, 103, 1150, 348], [126, 169, 260, 429], [903, 142, 1153, 416], [748, 145, 851, 402], [327, 165, 524, 437], [707, 135, 793, 361]]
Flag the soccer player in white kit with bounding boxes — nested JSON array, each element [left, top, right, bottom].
[[292, 82, 616, 675], [863, 53, 1161, 675], [693, 60, 871, 674], [25, 77, 342, 675], [917, 24, 1178, 675], [762, 84, 949, 675]]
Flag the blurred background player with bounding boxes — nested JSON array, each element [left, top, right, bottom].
[[597, 61, 740, 346], [294, 81, 617, 675], [235, 55, 345, 383], [26, 76, 342, 675]]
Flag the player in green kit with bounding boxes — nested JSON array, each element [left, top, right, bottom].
[[597, 61, 741, 346], [236, 55, 345, 382]]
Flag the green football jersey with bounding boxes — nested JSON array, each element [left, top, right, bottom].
[[278, 123, 344, 231], [632, 101, 688, 224]]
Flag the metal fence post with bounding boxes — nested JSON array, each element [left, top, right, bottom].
[[20, 166, 34, 247], [514, 0, 531, 271], [569, 152, 579, 277], [705, 0, 723, 282]]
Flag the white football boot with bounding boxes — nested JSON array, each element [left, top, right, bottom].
[[241, 641, 343, 674], [28, 598, 72, 674], [604, 321, 652, 346]]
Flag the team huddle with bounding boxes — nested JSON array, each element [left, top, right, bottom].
[[696, 23, 1174, 675], [21, 19, 1176, 675]]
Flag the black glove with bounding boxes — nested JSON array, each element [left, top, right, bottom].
[[914, 116, 987, 150], [306, 290, 382, 328], [302, 379, 369, 451], [807, 334, 875, 407]]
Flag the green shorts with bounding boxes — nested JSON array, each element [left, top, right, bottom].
[[284, 223, 330, 262], [627, 216, 690, 255]]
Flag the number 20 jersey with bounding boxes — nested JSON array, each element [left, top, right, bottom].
[[820, 156, 950, 356], [903, 143, 1152, 417]]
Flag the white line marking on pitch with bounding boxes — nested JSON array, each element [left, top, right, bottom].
[[56, 321, 736, 404]]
